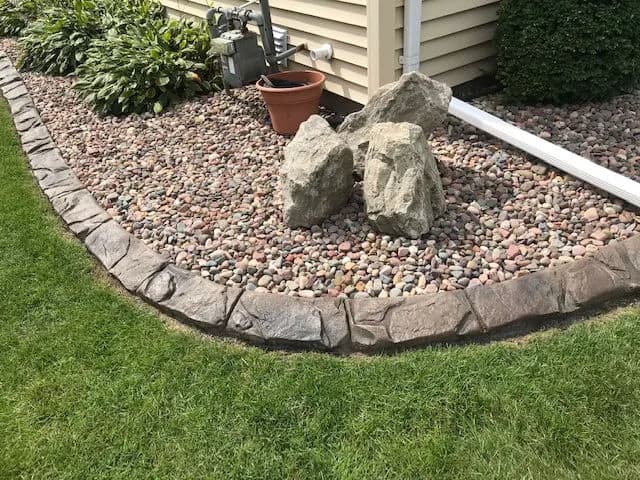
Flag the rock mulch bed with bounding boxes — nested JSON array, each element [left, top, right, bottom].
[[2, 37, 638, 300], [474, 95, 640, 183], [3, 47, 640, 353]]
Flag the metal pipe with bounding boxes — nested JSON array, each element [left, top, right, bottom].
[[403, 0, 421, 73], [205, 8, 221, 38], [259, 0, 278, 72], [275, 43, 306, 62], [448, 97, 640, 208]]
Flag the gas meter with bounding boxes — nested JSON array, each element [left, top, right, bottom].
[[206, 0, 304, 89]]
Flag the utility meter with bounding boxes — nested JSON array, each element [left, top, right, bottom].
[[210, 30, 267, 88], [206, 0, 303, 89]]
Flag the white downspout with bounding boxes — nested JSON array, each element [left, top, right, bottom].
[[403, 0, 421, 73], [448, 98, 640, 208], [401, 0, 640, 207]]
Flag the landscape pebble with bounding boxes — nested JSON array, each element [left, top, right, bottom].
[[2, 38, 638, 299]]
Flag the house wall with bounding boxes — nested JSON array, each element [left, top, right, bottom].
[[161, 0, 501, 105], [160, 0, 370, 104], [392, 0, 500, 87]]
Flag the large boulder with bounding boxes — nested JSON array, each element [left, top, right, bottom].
[[338, 72, 452, 175], [282, 115, 354, 228], [364, 122, 445, 239]]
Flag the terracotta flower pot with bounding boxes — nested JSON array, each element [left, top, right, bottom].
[[256, 70, 326, 135]]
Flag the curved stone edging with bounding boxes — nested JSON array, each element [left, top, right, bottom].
[[2, 51, 639, 354]]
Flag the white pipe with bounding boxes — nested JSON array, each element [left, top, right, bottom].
[[309, 43, 333, 62], [400, 0, 637, 208], [448, 97, 640, 208], [403, 0, 421, 73]]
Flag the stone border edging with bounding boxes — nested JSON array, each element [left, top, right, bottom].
[[2, 51, 639, 354]]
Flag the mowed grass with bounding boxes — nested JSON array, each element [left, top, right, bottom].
[[1, 101, 640, 480]]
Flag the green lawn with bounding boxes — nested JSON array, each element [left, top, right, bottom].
[[1, 101, 640, 480]]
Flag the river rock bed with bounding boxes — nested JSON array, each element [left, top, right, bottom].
[[2, 38, 638, 299], [474, 94, 640, 183]]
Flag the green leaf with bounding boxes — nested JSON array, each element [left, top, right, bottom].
[[68, 7, 222, 115]]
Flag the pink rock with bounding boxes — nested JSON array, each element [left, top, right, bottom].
[[582, 207, 600, 222], [389, 257, 402, 267], [590, 229, 611, 242], [338, 241, 352, 252], [572, 245, 587, 257], [507, 244, 520, 260], [252, 251, 266, 262]]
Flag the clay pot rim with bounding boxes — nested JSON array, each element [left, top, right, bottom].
[[256, 70, 326, 94]]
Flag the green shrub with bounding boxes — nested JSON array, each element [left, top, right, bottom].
[[10, 0, 218, 115], [101, 0, 166, 31], [17, 0, 103, 75], [75, 19, 220, 115], [495, 0, 640, 104], [0, 0, 53, 36], [0, 0, 28, 36], [14, 0, 164, 75]]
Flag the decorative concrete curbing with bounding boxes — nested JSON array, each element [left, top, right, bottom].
[[2, 51, 639, 353], [138, 264, 240, 333]]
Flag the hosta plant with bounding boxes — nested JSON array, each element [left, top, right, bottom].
[[100, 0, 166, 32], [0, 0, 28, 36], [0, 0, 52, 36], [75, 19, 220, 115], [17, 0, 103, 75]]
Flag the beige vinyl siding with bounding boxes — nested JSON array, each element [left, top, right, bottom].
[[161, 0, 502, 104], [160, 0, 370, 103], [393, 0, 500, 86]]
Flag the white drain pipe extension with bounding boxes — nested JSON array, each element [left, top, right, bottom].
[[401, 0, 640, 207], [449, 97, 640, 208], [403, 0, 422, 73]]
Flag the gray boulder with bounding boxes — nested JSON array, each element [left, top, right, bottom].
[[282, 115, 354, 228], [338, 72, 452, 175], [364, 122, 445, 239]]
